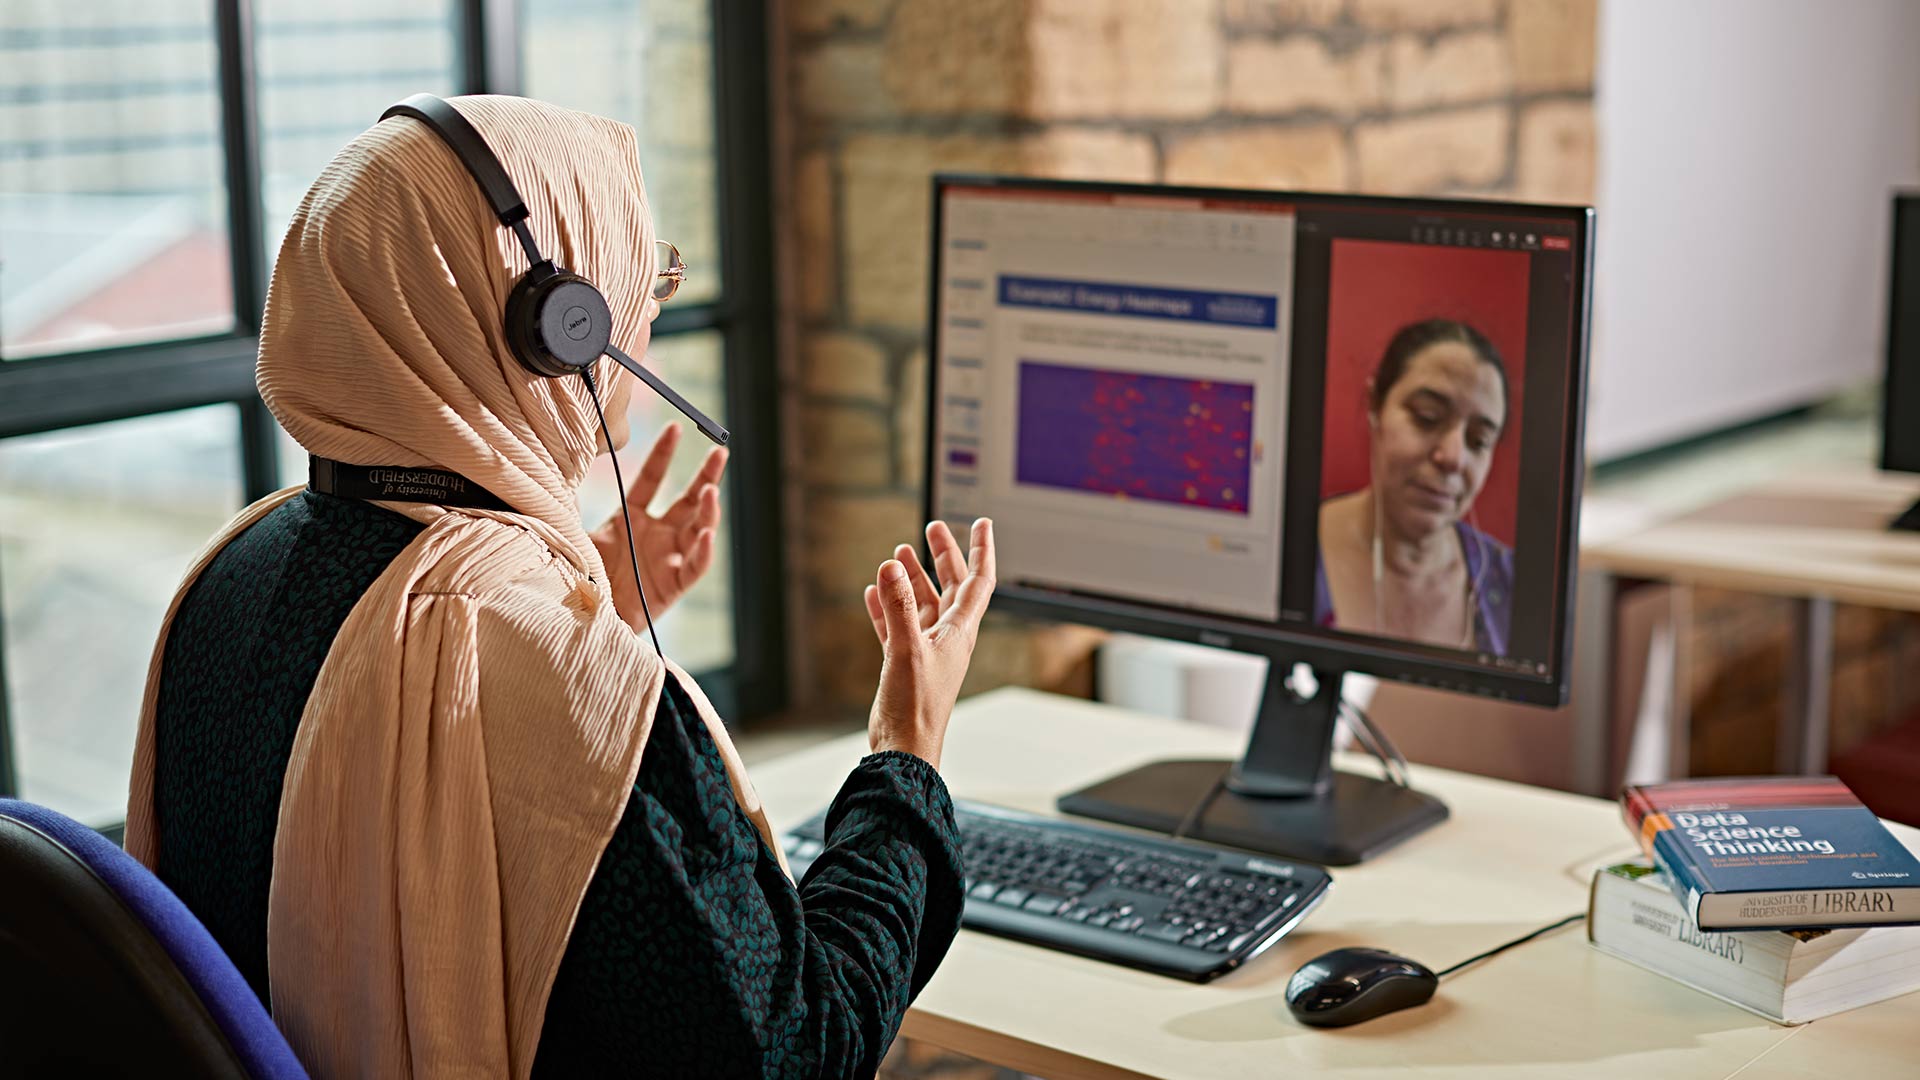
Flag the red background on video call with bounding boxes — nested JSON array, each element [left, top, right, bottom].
[[1320, 239, 1530, 547]]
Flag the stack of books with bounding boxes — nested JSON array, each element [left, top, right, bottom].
[[1588, 775, 1920, 1024]]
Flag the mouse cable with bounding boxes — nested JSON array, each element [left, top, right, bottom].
[[583, 367, 664, 659], [1434, 912, 1585, 979]]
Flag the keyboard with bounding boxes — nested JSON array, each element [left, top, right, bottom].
[[781, 799, 1332, 982]]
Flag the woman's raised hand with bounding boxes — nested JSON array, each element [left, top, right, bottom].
[[590, 423, 726, 631], [861, 519, 996, 770]]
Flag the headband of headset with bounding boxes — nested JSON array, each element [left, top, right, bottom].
[[374, 94, 728, 446], [381, 93, 545, 269]]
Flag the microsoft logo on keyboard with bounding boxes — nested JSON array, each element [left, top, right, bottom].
[[1245, 860, 1298, 879]]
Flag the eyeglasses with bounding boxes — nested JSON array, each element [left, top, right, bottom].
[[653, 240, 687, 302]]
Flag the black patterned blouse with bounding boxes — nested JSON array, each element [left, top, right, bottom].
[[152, 489, 964, 1077]]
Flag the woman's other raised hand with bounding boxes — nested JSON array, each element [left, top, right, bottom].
[[861, 519, 996, 769]]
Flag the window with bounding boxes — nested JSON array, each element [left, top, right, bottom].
[[0, 0, 781, 827], [253, 2, 464, 274], [1, 3, 234, 358], [0, 406, 243, 824], [522, 0, 721, 305]]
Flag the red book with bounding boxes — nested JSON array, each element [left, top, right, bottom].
[[1623, 777, 1861, 859]]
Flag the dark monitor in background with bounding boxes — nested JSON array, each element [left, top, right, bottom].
[[925, 176, 1593, 864], [1885, 193, 1920, 531]]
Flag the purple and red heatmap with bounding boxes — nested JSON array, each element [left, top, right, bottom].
[[1016, 361, 1255, 514]]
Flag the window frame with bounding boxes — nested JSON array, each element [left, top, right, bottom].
[[0, 0, 785, 805]]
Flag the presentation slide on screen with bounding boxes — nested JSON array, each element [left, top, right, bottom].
[[933, 189, 1296, 620]]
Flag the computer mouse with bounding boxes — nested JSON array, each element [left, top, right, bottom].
[[1285, 947, 1438, 1028]]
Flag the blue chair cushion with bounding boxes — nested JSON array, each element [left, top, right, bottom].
[[0, 799, 306, 1079]]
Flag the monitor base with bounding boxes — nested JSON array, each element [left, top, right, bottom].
[[1892, 496, 1920, 532], [1057, 758, 1448, 867]]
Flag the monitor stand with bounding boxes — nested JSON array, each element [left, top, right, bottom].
[[1056, 659, 1448, 866], [1892, 496, 1920, 532]]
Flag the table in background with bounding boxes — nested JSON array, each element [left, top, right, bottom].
[[753, 687, 1920, 1080], [1582, 466, 1920, 777]]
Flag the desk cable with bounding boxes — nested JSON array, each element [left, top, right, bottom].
[[1169, 696, 1413, 841], [1338, 698, 1410, 789], [1169, 774, 1230, 841], [1163, 699, 1587, 979], [1335, 707, 1586, 979], [1433, 912, 1586, 978]]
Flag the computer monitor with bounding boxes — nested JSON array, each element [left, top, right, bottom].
[[1884, 193, 1920, 531], [924, 176, 1593, 865]]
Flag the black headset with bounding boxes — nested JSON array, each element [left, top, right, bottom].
[[378, 93, 728, 446], [376, 93, 727, 657]]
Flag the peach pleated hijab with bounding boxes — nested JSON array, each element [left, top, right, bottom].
[[124, 95, 783, 1079]]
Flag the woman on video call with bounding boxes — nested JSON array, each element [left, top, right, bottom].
[[1316, 318, 1515, 656]]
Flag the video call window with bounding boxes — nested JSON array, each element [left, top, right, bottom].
[[1280, 205, 1583, 678], [1313, 239, 1531, 659]]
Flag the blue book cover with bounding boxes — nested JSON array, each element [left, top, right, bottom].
[[1622, 776, 1920, 931]]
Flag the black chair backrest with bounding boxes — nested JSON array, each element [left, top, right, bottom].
[[0, 814, 250, 1077]]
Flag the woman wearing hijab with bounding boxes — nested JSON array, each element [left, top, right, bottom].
[[1314, 318, 1514, 656], [123, 95, 993, 1078]]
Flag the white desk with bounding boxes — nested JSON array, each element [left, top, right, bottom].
[[754, 687, 1920, 1080], [1583, 466, 1920, 777], [1582, 468, 1920, 612]]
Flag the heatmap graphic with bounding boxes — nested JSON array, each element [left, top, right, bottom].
[[1015, 361, 1255, 514]]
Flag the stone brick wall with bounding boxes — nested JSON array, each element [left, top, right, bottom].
[[774, 0, 1599, 713]]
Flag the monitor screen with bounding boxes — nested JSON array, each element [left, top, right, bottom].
[[925, 177, 1591, 706]]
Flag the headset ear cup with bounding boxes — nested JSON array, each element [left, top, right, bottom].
[[504, 272, 557, 377], [505, 269, 614, 379]]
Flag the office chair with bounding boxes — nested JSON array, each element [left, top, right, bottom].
[[0, 798, 307, 1079]]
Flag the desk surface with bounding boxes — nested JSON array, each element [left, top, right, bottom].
[[753, 687, 1920, 1080], [1581, 467, 1920, 610]]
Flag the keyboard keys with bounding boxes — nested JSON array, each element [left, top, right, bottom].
[[1023, 894, 1067, 915], [783, 799, 1328, 981]]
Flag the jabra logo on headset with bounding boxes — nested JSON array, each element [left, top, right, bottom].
[[563, 306, 593, 340]]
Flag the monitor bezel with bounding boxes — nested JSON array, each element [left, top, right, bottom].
[[1883, 191, 1920, 475], [923, 173, 1594, 708]]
